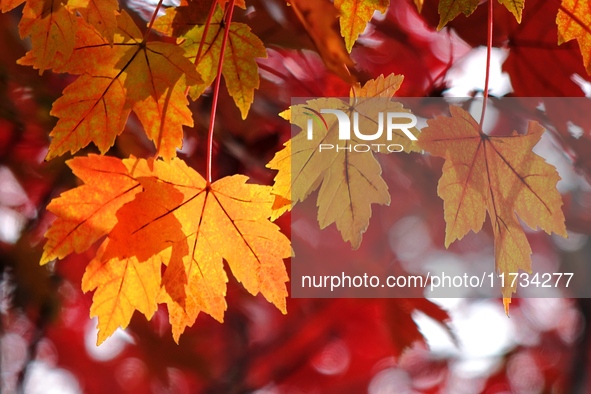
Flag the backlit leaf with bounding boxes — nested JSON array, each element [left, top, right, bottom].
[[41, 155, 142, 265], [17, 0, 76, 72], [82, 240, 163, 345], [417, 106, 567, 302], [268, 74, 418, 248], [155, 4, 266, 119], [44, 155, 290, 343], [40, 11, 201, 160], [102, 158, 290, 341], [68, 0, 119, 43]]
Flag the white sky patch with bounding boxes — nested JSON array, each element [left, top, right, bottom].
[[127, 0, 180, 21], [22, 361, 81, 394], [413, 298, 517, 384], [444, 46, 513, 97], [571, 73, 591, 97], [0, 166, 34, 243], [85, 318, 134, 361], [567, 121, 584, 139]]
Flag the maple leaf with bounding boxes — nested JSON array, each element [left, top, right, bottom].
[[267, 74, 418, 249], [101, 158, 290, 341], [68, 0, 119, 43], [32, 11, 202, 161], [557, 0, 591, 74], [287, 0, 356, 84], [82, 239, 163, 345], [334, 0, 390, 52], [16, 0, 77, 72], [417, 105, 567, 302], [41, 155, 142, 265], [155, 3, 266, 119]]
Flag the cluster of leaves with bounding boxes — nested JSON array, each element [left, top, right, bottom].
[[2, 0, 291, 344], [1, 0, 590, 347]]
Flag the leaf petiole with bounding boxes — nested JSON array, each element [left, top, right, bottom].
[[206, 0, 236, 184], [184, 0, 218, 97], [478, 0, 494, 132], [143, 0, 165, 42]]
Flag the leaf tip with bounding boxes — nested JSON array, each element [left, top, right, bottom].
[[39, 247, 54, 265], [95, 327, 110, 347], [279, 108, 291, 121], [503, 297, 511, 316], [413, 0, 424, 13]]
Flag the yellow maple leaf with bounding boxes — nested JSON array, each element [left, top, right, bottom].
[[557, 0, 591, 74], [417, 105, 567, 301], [334, 0, 390, 52], [155, 4, 266, 119], [41, 154, 142, 265], [100, 158, 290, 342], [82, 240, 164, 345], [268, 74, 418, 249]]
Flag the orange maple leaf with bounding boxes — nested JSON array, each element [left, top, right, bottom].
[[43, 155, 290, 343], [16, 0, 77, 72], [99, 158, 290, 342], [41, 155, 142, 265], [557, 0, 591, 74], [20, 11, 202, 160], [417, 105, 567, 305]]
